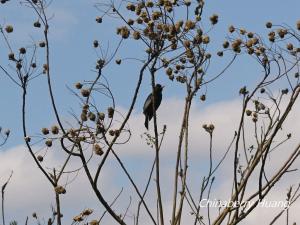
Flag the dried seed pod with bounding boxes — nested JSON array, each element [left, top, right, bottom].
[[51, 125, 59, 135], [81, 89, 90, 97], [265, 21, 272, 28], [287, 43, 293, 51], [34, 21, 41, 28], [93, 40, 99, 48], [94, 144, 104, 156], [245, 109, 252, 116], [41, 128, 49, 135], [223, 41, 229, 48], [73, 215, 83, 222], [98, 112, 105, 120], [43, 64, 48, 71], [81, 113, 88, 121], [95, 17, 102, 23], [89, 220, 100, 225], [82, 208, 93, 216], [75, 82, 83, 89], [228, 25, 235, 33], [8, 53, 15, 60], [217, 51, 223, 57], [39, 41, 46, 47], [55, 186, 66, 194], [5, 25, 13, 33], [282, 88, 289, 94], [4, 129, 10, 136], [19, 47, 26, 54], [166, 67, 173, 76], [202, 35, 210, 44], [133, 31, 141, 40], [109, 130, 115, 136], [210, 14, 219, 25], [45, 139, 52, 147], [16, 62, 22, 70], [24, 136, 31, 142], [107, 107, 114, 118], [88, 112, 96, 121], [200, 94, 206, 101], [37, 155, 43, 162]]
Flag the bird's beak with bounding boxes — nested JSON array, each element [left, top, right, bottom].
[[162, 86, 165, 89]]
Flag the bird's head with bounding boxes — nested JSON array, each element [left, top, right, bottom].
[[155, 84, 164, 92]]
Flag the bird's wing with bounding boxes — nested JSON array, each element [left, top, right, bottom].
[[143, 93, 152, 113]]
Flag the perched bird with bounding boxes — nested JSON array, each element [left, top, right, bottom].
[[143, 84, 164, 129]]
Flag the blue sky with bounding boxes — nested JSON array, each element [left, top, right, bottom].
[[0, 0, 300, 148], [0, 1, 300, 224]]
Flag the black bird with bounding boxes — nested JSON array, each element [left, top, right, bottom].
[[143, 84, 164, 129]]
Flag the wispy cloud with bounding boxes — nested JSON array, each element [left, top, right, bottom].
[[1, 97, 299, 224]]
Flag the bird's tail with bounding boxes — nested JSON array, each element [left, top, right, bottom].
[[144, 116, 149, 130]]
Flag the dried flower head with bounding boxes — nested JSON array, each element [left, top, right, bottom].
[[24, 136, 31, 142], [55, 186, 66, 194], [286, 43, 293, 51], [166, 67, 173, 76], [118, 26, 130, 39], [73, 215, 83, 222], [5, 25, 13, 33], [41, 128, 49, 135], [200, 94, 206, 101], [51, 125, 59, 135], [93, 40, 99, 48], [45, 139, 52, 147], [245, 109, 252, 116], [145, 1, 154, 7], [75, 82, 83, 89], [8, 53, 15, 61], [202, 35, 210, 44], [266, 21, 272, 28], [184, 20, 195, 31], [81, 113, 88, 121], [133, 31, 141, 40], [19, 47, 26, 54], [228, 25, 235, 33], [4, 129, 10, 136], [217, 51, 223, 57], [88, 112, 96, 121], [210, 14, 219, 25], [126, 3, 136, 11], [81, 89, 90, 97], [39, 41, 46, 48], [239, 86, 248, 95], [95, 17, 102, 23], [34, 21, 41, 28], [107, 107, 114, 118], [115, 59, 122, 65], [89, 220, 100, 225], [277, 29, 287, 38], [37, 155, 43, 162], [223, 41, 229, 48], [82, 208, 93, 216], [94, 144, 104, 156], [98, 112, 105, 120], [16, 62, 22, 70]]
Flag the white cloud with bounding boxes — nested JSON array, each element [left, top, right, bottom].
[[1, 97, 299, 224]]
